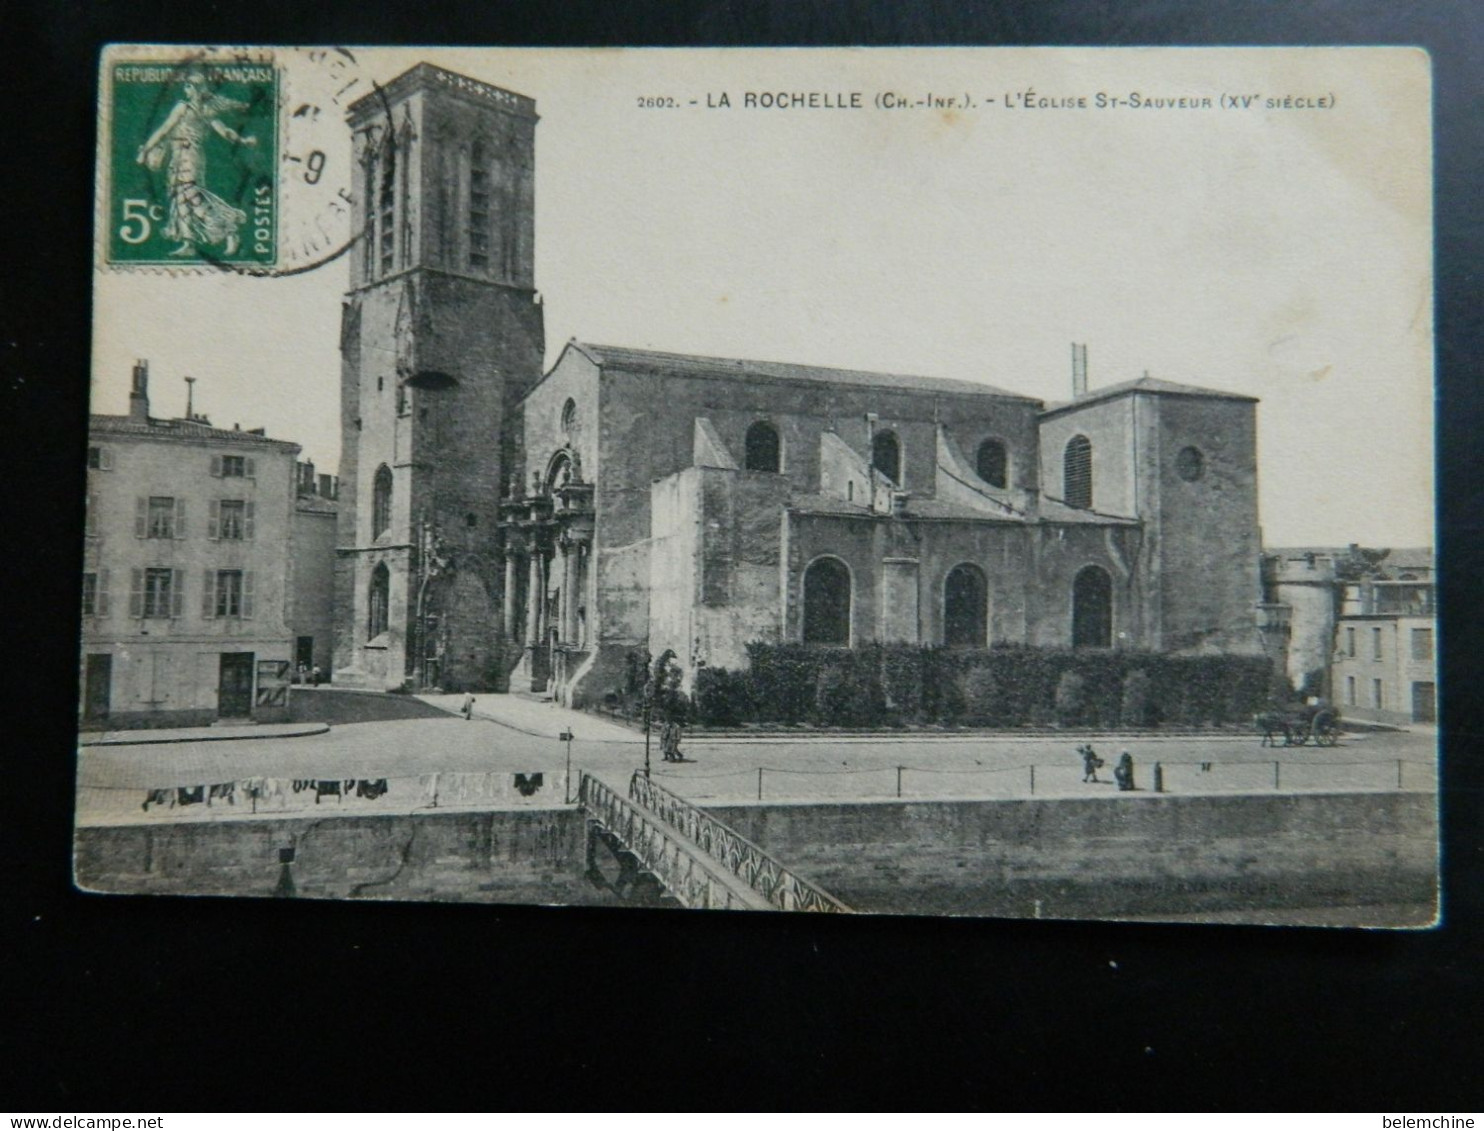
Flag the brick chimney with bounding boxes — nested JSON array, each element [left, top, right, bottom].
[[129, 360, 150, 422]]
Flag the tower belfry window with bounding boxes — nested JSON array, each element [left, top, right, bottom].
[[1064, 435, 1093, 510], [379, 140, 397, 276], [469, 141, 491, 271]]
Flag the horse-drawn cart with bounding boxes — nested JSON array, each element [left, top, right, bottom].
[[1255, 702, 1342, 747]]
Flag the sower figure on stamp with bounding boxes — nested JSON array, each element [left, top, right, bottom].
[[1079, 743, 1105, 783], [136, 67, 257, 256]]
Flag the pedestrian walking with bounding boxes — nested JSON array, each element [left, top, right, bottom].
[[1114, 750, 1136, 792], [1079, 743, 1105, 783], [460, 691, 476, 720]]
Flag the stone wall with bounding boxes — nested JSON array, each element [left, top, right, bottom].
[[75, 808, 610, 906], [713, 791, 1438, 923]]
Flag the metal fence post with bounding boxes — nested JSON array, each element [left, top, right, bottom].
[[1274, 761, 1281, 789], [1029, 764, 1036, 795], [1397, 759, 1404, 790], [897, 766, 903, 798], [757, 766, 764, 801]]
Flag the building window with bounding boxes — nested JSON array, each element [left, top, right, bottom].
[[1176, 446, 1205, 482], [215, 570, 244, 618], [1346, 676, 1357, 706], [1412, 628, 1434, 662], [145, 497, 179, 539], [872, 429, 901, 485], [560, 398, 578, 440], [944, 563, 988, 647], [976, 439, 1007, 489], [1064, 435, 1093, 510], [802, 556, 851, 645], [82, 573, 99, 617], [745, 420, 782, 473], [1373, 627, 1384, 660], [1346, 627, 1356, 657], [210, 454, 255, 478], [214, 499, 252, 540], [142, 568, 176, 618], [469, 140, 491, 270], [368, 562, 390, 639], [372, 465, 393, 538], [1373, 679, 1384, 709], [87, 446, 112, 470], [1072, 565, 1113, 648]]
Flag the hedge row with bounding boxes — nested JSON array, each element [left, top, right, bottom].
[[692, 643, 1284, 729]]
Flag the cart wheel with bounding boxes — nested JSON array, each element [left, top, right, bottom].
[[1314, 712, 1340, 747]]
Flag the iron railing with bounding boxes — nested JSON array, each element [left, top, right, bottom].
[[627, 772, 850, 914], [577, 773, 767, 911]]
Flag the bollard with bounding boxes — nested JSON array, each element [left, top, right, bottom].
[[1397, 759, 1404, 790], [1029, 764, 1036, 795], [274, 846, 296, 899], [1153, 761, 1165, 793], [757, 766, 764, 801], [897, 766, 903, 798], [1274, 761, 1281, 789]]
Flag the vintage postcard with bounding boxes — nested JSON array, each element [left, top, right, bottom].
[[79, 46, 1436, 925]]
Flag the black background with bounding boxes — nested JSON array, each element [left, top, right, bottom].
[[4, 0, 1481, 1111]]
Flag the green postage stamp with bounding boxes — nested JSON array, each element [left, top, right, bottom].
[[104, 56, 279, 267]]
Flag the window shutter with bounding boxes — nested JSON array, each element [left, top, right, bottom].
[[202, 570, 216, 618], [174, 498, 187, 539], [129, 569, 143, 618], [134, 497, 146, 538], [245, 458, 257, 479], [97, 569, 110, 617], [171, 570, 184, 618], [242, 571, 255, 619], [99, 447, 114, 471], [208, 500, 220, 540], [244, 501, 255, 540], [211, 455, 223, 477]]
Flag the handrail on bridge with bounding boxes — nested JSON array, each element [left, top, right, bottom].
[[627, 772, 850, 914], [576, 772, 769, 911]]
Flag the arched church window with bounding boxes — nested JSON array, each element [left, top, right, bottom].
[[872, 429, 901, 485], [560, 398, 578, 441], [745, 420, 781, 473], [1064, 435, 1093, 510], [803, 557, 852, 645], [372, 465, 393, 538], [1072, 565, 1113, 649], [368, 562, 390, 639], [468, 140, 491, 271], [976, 439, 1008, 489], [944, 563, 988, 647]]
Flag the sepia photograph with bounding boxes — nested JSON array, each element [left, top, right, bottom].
[[76, 45, 1436, 926]]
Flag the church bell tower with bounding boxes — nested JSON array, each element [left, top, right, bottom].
[[333, 64, 544, 690]]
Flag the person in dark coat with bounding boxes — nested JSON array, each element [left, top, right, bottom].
[[1079, 744, 1105, 783], [1114, 750, 1136, 791]]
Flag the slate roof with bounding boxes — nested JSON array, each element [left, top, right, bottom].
[[1040, 375, 1257, 419], [566, 341, 1038, 403], [90, 414, 301, 451]]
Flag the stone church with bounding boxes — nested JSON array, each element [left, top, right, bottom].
[[332, 63, 1264, 705]]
